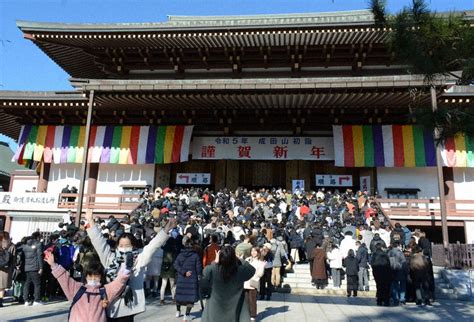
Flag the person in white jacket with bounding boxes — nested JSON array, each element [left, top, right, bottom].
[[326, 244, 343, 289], [244, 247, 266, 322], [339, 231, 357, 260], [85, 210, 175, 322]]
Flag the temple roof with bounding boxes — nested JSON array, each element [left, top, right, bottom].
[[15, 10, 472, 80], [16, 10, 377, 32], [1, 77, 471, 140]]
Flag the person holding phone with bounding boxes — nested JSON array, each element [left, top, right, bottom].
[[85, 210, 175, 322]]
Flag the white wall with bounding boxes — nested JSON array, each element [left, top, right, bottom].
[[96, 164, 155, 195], [9, 215, 62, 243], [48, 163, 85, 194], [453, 168, 474, 200], [377, 167, 439, 199], [11, 175, 38, 193], [465, 221, 474, 244]]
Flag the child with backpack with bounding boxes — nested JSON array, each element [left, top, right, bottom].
[[44, 251, 130, 322]]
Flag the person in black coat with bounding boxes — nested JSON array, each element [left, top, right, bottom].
[[305, 235, 317, 277], [355, 241, 370, 291], [22, 233, 43, 305], [416, 232, 434, 301], [417, 232, 432, 258], [370, 233, 386, 254], [174, 236, 202, 320], [371, 243, 392, 306], [410, 247, 432, 306], [390, 223, 405, 247], [343, 249, 359, 297]]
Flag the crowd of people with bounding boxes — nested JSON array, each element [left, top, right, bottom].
[[0, 186, 435, 322]]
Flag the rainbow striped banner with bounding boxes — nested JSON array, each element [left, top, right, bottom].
[[441, 134, 474, 167], [333, 125, 436, 167], [13, 125, 194, 165]]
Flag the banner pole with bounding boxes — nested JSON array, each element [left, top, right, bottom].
[[76, 90, 94, 227]]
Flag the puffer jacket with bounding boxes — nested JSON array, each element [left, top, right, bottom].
[[370, 235, 386, 254], [271, 241, 287, 268], [174, 248, 202, 304], [327, 248, 343, 269], [23, 239, 43, 272], [356, 244, 369, 268]]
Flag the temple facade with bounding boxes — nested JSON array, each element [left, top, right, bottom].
[[1, 10, 473, 243]]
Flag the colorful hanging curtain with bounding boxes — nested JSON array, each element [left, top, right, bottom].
[[332, 125, 436, 167], [13, 125, 194, 165], [441, 134, 474, 167]]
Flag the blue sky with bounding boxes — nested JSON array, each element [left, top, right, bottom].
[[0, 0, 472, 148], [0, 0, 472, 92]]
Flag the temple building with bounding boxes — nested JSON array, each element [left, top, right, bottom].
[[0, 9, 473, 243]]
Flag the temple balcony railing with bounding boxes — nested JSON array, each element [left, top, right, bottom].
[[378, 198, 474, 219], [57, 193, 142, 212]]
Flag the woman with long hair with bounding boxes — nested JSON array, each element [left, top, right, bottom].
[[259, 244, 273, 301], [0, 232, 14, 307], [85, 210, 175, 322], [159, 236, 179, 305], [244, 247, 266, 321], [201, 245, 256, 322]]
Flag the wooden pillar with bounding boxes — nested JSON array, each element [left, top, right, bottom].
[[225, 160, 239, 191], [214, 160, 226, 190], [37, 162, 50, 193], [155, 164, 171, 188], [431, 86, 449, 249], [298, 161, 312, 191], [87, 163, 99, 203], [76, 90, 94, 226], [286, 160, 298, 191], [3, 214, 11, 233]]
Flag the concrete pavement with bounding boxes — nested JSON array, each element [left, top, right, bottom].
[[0, 293, 473, 321]]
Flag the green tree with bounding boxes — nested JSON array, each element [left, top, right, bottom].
[[370, 0, 473, 85], [370, 0, 474, 142]]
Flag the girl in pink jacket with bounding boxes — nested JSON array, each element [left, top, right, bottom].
[[45, 251, 130, 322]]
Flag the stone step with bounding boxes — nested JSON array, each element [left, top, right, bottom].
[[435, 293, 459, 300], [283, 275, 375, 285], [436, 288, 455, 294], [435, 282, 452, 289], [285, 274, 375, 282], [284, 277, 314, 284], [285, 283, 377, 291], [290, 288, 377, 297], [289, 282, 377, 290], [283, 278, 377, 287]]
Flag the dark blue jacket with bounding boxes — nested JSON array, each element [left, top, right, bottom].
[[174, 248, 202, 304], [356, 244, 369, 268]]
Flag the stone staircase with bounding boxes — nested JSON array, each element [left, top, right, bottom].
[[282, 263, 458, 300], [282, 262, 377, 297], [434, 266, 472, 300]]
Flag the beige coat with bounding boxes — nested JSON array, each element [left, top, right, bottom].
[[243, 257, 265, 291]]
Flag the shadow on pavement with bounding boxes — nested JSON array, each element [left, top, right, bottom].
[[258, 305, 289, 320], [7, 309, 69, 322], [277, 293, 474, 321]]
